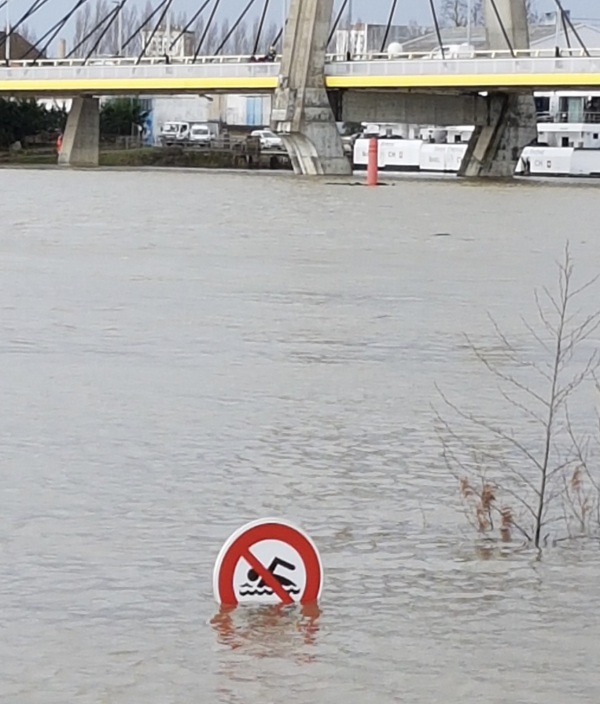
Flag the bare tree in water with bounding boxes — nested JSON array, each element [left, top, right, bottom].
[[436, 246, 600, 549]]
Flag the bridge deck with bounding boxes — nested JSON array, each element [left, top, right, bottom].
[[2, 54, 600, 95]]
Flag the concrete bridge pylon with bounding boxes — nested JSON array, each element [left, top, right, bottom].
[[58, 97, 100, 168], [459, 0, 537, 177], [271, 0, 350, 176]]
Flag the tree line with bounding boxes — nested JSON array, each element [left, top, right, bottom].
[[0, 97, 146, 148], [20, 0, 543, 60], [64, 1, 280, 58], [0, 100, 65, 148], [440, 0, 539, 27]]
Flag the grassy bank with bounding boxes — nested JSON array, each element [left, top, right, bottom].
[[0, 146, 291, 170], [0, 148, 58, 165]]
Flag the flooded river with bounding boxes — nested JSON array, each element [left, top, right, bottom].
[[1, 168, 599, 703]]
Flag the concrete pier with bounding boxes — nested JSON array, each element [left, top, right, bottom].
[[271, 0, 350, 176], [58, 97, 100, 167], [460, 0, 537, 177]]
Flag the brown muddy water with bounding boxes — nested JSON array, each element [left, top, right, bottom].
[[1, 168, 599, 703]]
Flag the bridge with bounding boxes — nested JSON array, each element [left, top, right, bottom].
[[4, 51, 600, 96], [3, 0, 586, 177]]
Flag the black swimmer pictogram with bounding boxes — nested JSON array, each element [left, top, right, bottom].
[[239, 557, 301, 596]]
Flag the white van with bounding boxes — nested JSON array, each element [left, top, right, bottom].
[[189, 123, 216, 146]]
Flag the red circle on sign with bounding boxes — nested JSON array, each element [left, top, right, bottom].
[[213, 519, 323, 606]]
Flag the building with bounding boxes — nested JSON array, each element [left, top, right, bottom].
[[529, 20, 600, 52], [207, 95, 272, 128], [334, 23, 421, 57], [141, 25, 195, 59], [0, 31, 44, 60], [145, 94, 272, 143], [400, 20, 600, 55]]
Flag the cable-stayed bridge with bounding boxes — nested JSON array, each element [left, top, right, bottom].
[[3, 50, 600, 96], [2, 0, 593, 176]]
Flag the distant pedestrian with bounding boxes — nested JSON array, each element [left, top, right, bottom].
[[56, 133, 63, 154]]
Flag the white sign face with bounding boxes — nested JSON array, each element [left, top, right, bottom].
[[213, 519, 323, 606], [231, 539, 307, 605]]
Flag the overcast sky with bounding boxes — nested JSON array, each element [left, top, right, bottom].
[[24, 0, 600, 40]]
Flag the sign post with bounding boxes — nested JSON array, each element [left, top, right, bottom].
[[213, 519, 323, 606]]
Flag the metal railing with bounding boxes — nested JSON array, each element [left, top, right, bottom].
[[326, 55, 600, 79], [2, 49, 600, 94], [556, 111, 600, 123], [0, 60, 280, 82], [3, 47, 600, 70], [329, 47, 600, 61], [4, 54, 273, 69]]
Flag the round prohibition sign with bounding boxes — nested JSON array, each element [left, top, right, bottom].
[[213, 519, 323, 606]]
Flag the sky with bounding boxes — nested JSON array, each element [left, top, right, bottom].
[[21, 0, 600, 43]]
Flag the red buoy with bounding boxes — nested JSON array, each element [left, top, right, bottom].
[[367, 137, 378, 186]]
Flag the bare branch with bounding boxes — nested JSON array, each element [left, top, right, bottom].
[[437, 242, 600, 548]]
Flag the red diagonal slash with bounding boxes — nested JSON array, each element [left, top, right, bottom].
[[241, 548, 294, 605]]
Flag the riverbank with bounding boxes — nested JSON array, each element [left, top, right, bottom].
[[0, 146, 292, 170]]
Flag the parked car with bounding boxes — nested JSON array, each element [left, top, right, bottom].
[[189, 123, 216, 146], [158, 121, 190, 146], [250, 129, 284, 150], [159, 121, 219, 147]]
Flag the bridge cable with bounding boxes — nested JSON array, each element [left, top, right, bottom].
[[3, 0, 41, 56], [20, 11, 71, 61], [137, 0, 176, 65], [66, 1, 124, 59], [487, 0, 515, 57], [327, 0, 349, 51], [84, 0, 132, 63], [271, 26, 283, 51], [3, 0, 45, 63], [252, 0, 271, 57], [551, 0, 589, 57], [25, 0, 94, 62], [120, 0, 170, 54], [169, 0, 212, 52], [214, 0, 258, 55], [192, 0, 222, 62], [10, 0, 52, 36], [561, 10, 572, 51], [380, 0, 399, 54], [19, 0, 81, 59], [427, 0, 445, 60]]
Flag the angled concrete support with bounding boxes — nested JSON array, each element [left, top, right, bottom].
[[458, 93, 537, 177], [460, 0, 536, 177], [58, 97, 99, 167], [271, 0, 350, 176]]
